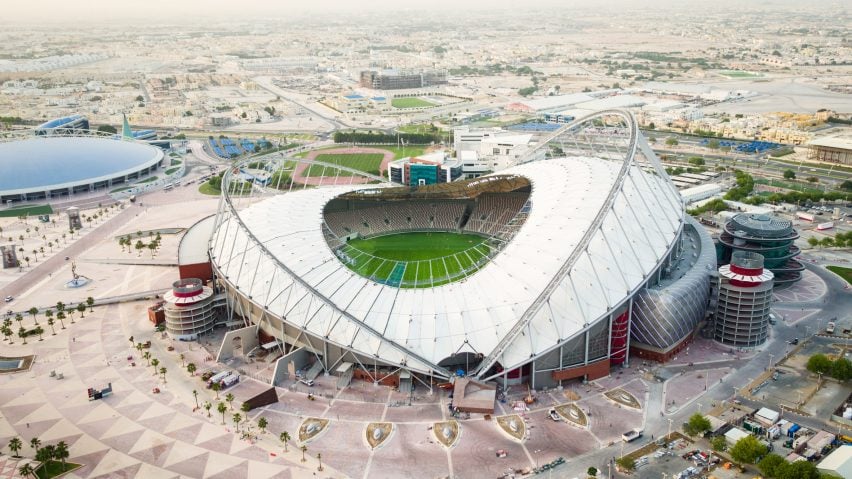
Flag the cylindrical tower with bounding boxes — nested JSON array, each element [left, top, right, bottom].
[[163, 278, 218, 340], [714, 251, 774, 347]]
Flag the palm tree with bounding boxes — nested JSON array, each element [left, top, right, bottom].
[[317, 452, 323, 471], [66, 308, 75, 323], [22, 256, 29, 268], [8, 437, 22, 457], [34, 326, 44, 341], [159, 367, 167, 383], [240, 402, 251, 425], [279, 432, 290, 452], [86, 297, 95, 312], [55, 301, 65, 317], [179, 354, 186, 367], [212, 382, 221, 399], [47, 317, 56, 335], [217, 402, 227, 424], [56, 311, 66, 329], [1, 325, 12, 343], [76, 302, 86, 318], [300, 445, 308, 463], [191, 389, 199, 408], [232, 413, 241, 432], [55, 441, 69, 469], [44, 309, 53, 329], [187, 363, 197, 376], [151, 358, 160, 374], [143, 351, 151, 366], [17, 463, 34, 479], [147, 242, 157, 258], [15, 313, 23, 329], [29, 437, 40, 452], [18, 327, 27, 345], [204, 401, 212, 417], [257, 417, 268, 434], [28, 306, 39, 325], [226, 393, 235, 410], [136, 342, 144, 355]]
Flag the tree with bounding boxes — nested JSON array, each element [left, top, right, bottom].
[[226, 393, 235, 410], [841, 180, 852, 192], [232, 413, 242, 432], [160, 366, 167, 383], [29, 437, 40, 452], [180, 354, 186, 367], [783, 169, 796, 180], [45, 309, 55, 334], [280, 431, 290, 452], [684, 413, 712, 436], [218, 402, 227, 424], [8, 437, 22, 457], [776, 459, 820, 479], [806, 176, 819, 183], [54, 440, 69, 468], [665, 137, 679, 146], [301, 445, 308, 463], [187, 363, 197, 376], [86, 297, 95, 312], [831, 357, 852, 381], [151, 358, 160, 375], [143, 351, 151, 366], [212, 382, 221, 399], [758, 453, 786, 478], [688, 156, 706, 167], [76, 302, 86, 318], [729, 435, 767, 464], [317, 452, 323, 472], [615, 456, 635, 471], [18, 463, 34, 479], [204, 401, 212, 417], [808, 237, 820, 248], [258, 417, 268, 434], [97, 125, 117, 134], [28, 306, 39, 325], [806, 354, 832, 374], [241, 402, 251, 420], [18, 326, 27, 345], [711, 435, 727, 451], [135, 95, 144, 102]]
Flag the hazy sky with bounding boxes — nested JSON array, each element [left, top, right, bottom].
[[0, 0, 834, 24]]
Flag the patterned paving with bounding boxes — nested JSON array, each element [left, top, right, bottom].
[[773, 269, 827, 303], [0, 303, 319, 479]]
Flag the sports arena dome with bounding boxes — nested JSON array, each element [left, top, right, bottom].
[[0, 135, 164, 203], [210, 110, 714, 387]]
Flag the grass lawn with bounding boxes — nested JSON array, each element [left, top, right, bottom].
[[0, 204, 53, 217], [754, 178, 824, 194], [35, 460, 82, 478], [305, 153, 385, 176], [198, 182, 221, 196], [392, 97, 437, 109], [827, 266, 852, 285], [165, 167, 181, 175], [296, 146, 427, 161], [340, 232, 491, 287], [718, 70, 762, 78], [134, 176, 159, 184]]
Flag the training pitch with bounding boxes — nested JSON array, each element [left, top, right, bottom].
[[338, 231, 492, 287], [391, 97, 437, 109], [305, 153, 385, 176]]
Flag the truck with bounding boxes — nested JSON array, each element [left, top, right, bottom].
[[826, 322, 836, 334], [207, 370, 232, 388], [796, 212, 815, 222], [622, 429, 643, 442], [816, 221, 834, 231], [220, 374, 240, 389]]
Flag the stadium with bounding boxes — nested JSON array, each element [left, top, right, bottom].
[[209, 110, 715, 389], [0, 134, 165, 204]]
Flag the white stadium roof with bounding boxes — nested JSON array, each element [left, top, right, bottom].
[[212, 149, 683, 376]]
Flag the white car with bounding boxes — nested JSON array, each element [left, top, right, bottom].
[[4, 296, 13, 303]]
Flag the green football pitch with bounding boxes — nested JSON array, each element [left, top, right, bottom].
[[391, 97, 437, 109], [338, 232, 492, 287], [304, 153, 385, 176]]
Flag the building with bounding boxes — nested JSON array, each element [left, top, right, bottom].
[[714, 251, 774, 348], [359, 69, 447, 90], [208, 110, 711, 389], [34, 114, 89, 136], [0, 135, 164, 204], [453, 126, 538, 176], [387, 152, 463, 186], [718, 213, 803, 285], [807, 136, 852, 165], [818, 445, 852, 478], [162, 278, 224, 341]]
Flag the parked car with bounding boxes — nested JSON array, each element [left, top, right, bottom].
[[4, 296, 12, 303]]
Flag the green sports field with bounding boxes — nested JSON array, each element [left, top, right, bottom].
[[0, 204, 53, 218], [391, 97, 437, 109], [338, 232, 492, 287], [305, 153, 385, 176]]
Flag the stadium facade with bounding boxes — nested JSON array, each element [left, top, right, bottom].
[[208, 110, 715, 389]]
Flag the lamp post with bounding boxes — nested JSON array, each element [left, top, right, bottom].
[[667, 418, 673, 441], [768, 353, 774, 371]]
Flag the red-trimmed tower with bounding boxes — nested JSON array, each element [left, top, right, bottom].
[[714, 251, 774, 347]]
